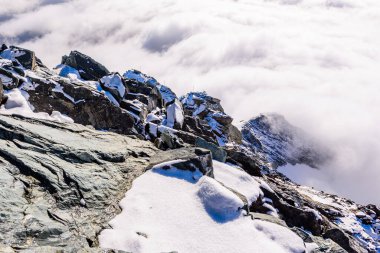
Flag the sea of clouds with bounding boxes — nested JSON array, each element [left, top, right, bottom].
[[1, 0, 379, 205]]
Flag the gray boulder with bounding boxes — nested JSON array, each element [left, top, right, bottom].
[[195, 137, 227, 162], [154, 131, 185, 150], [148, 147, 213, 177]]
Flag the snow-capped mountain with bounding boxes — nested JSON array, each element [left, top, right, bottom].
[[241, 113, 332, 170], [0, 45, 378, 253]]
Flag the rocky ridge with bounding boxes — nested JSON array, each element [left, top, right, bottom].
[[0, 45, 379, 252]]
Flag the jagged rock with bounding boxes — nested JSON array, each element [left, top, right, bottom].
[[0, 45, 36, 70], [261, 174, 329, 235], [242, 113, 331, 169], [26, 77, 136, 134], [0, 68, 20, 89], [182, 115, 216, 143], [227, 124, 243, 144], [181, 92, 242, 145], [175, 129, 198, 145], [147, 147, 213, 177], [324, 227, 367, 253], [62, 51, 110, 80], [195, 137, 227, 162], [99, 73, 128, 101], [225, 147, 262, 176], [291, 227, 347, 253], [120, 99, 148, 122], [260, 174, 375, 252], [145, 121, 194, 147], [0, 115, 157, 251], [125, 92, 159, 112], [154, 131, 185, 150], [365, 204, 380, 217], [124, 69, 176, 105], [212, 112, 233, 125]]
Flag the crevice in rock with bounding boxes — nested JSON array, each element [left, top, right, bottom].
[[0, 149, 58, 195]]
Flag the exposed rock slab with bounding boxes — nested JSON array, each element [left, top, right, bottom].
[[0, 115, 157, 252]]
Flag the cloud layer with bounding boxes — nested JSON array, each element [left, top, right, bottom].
[[1, 0, 380, 205]]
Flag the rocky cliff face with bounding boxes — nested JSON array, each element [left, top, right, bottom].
[[0, 45, 378, 253], [241, 113, 331, 169]]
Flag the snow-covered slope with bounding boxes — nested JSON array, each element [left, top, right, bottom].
[[99, 161, 306, 253]]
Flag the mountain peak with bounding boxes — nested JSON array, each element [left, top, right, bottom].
[[0, 45, 378, 253]]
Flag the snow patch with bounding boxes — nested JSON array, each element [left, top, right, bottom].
[[0, 89, 74, 123], [100, 73, 126, 98], [213, 160, 262, 205], [55, 64, 81, 80], [165, 99, 184, 128], [197, 177, 244, 222], [99, 162, 306, 253]]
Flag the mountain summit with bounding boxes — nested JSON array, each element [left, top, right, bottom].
[[0, 45, 379, 253]]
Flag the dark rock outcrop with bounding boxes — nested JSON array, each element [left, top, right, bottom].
[[324, 227, 367, 253], [292, 227, 348, 253], [259, 173, 377, 252], [225, 146, 263, 176], [154, 131, 185, 150], [62, 50, 110, 80], [181, 92, 242, 146], [0, 45, 37, 70], [27, 78, 136, 134]]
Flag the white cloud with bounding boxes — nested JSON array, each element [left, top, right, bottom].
[[1, 0, 379, 205]]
